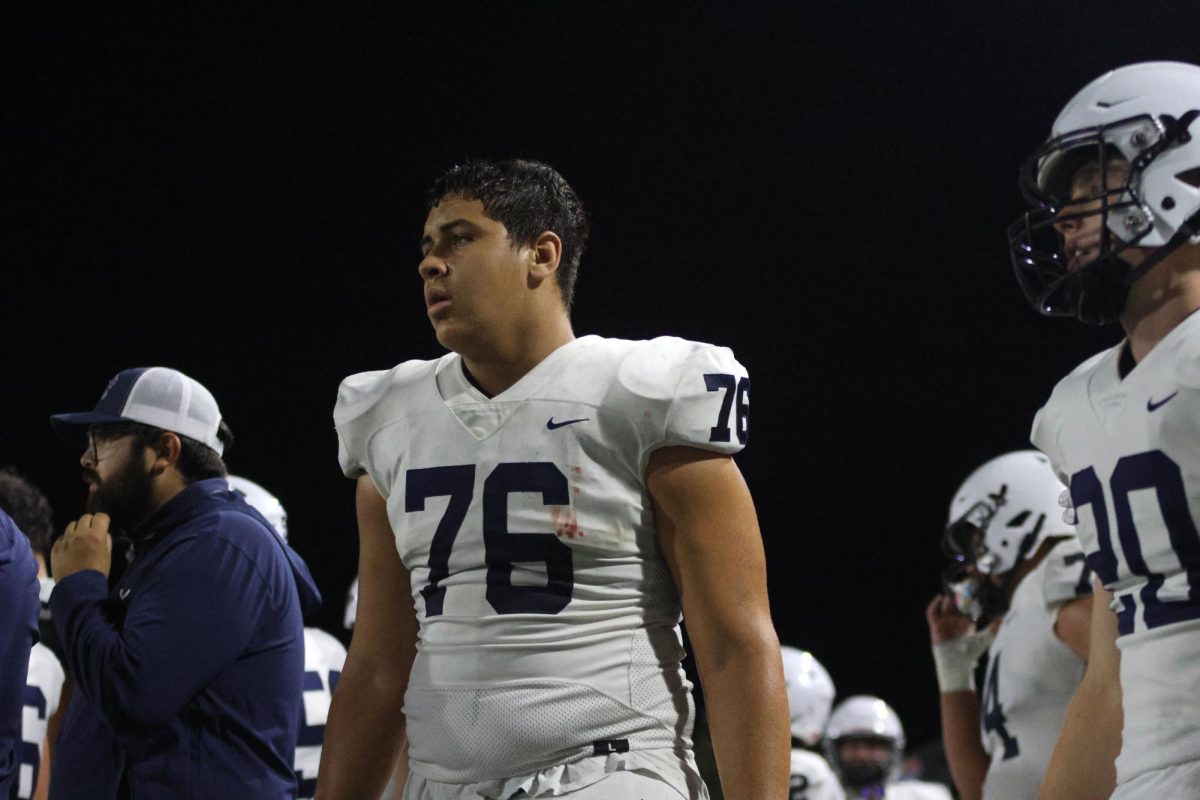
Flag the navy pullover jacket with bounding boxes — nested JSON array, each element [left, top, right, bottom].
[[49, 478, 322, 799], [0, 510, 39, 799]]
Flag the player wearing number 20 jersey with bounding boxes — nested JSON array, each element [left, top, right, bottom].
[[1032, 310, 1200, 783], [335, 334, 747, 794]]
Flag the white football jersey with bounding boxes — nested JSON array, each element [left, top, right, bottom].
[[295, 627, 348, 800], [335, 335, 748, 785], [17, 642, 64, 800], [879, 781, 953, 800], [979, 538, 1089, 800], [790, 749, 845, 800], [1032, 311, 1200, 782]]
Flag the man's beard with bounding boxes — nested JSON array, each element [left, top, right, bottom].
[[85, 456, 158, 533]]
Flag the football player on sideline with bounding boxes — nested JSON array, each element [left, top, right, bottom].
[[926, 451, 1092, 800], [227, 475, 348, 800], [317, 159, 789, 799], [823, 697, 952, 800], [1009, 61, 1200, 797], [780, 646, 844, 800]]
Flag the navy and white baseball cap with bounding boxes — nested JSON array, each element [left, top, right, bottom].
[[51, 367, 225, 455]]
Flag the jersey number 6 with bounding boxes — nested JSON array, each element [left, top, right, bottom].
[[406, 462, 574, 617]]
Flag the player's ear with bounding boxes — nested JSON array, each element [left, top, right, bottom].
[[527, 231, 562, 282]]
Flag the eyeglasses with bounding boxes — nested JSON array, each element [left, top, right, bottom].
[[85, 429, 137, 465]]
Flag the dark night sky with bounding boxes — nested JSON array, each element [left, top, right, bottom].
[[3, 3, 1196, 749]]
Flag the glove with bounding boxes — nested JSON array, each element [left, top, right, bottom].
[[931, 626, 996, 693]]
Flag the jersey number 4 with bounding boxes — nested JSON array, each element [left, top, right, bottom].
[[981, 651, 1020, 760], [407, 462, 574, 616], [1071, 449, 1200, 634]]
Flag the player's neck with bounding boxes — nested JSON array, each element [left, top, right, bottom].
[[461, 315, 575, 396], [1121, 255, 1200, 362]]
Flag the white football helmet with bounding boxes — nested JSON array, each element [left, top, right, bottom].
[[781, 646, 836, 747], [823, 695, 904, 788], [942, 450, 1071, 620], [227, 475, 289, 541], [1010, 61, 1200, 325]]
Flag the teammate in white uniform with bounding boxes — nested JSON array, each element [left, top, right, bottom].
[[781, 646, 844, 800], [1008, 61, 1200, 797], [317, 159, 789, 799], [823, 697, 951, 800], [926, 451, 1091, 800], [227, 475, 348, 800], [18, 643, 63, 800]]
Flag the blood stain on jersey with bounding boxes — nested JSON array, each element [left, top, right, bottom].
[[551, 506, 585, 539]]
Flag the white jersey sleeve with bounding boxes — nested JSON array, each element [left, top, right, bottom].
[[18, 642, 64, 800], [789, 749, 845, 800], [625, 337, 749, 456], [335, 363, 433, 491], [295, 627, 348, 800], [1041, 536, 1094, 607]]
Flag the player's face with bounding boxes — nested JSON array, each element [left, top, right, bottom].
[[836, 737, 892, 769], [1052, 157, 1132, 273], [80, 428, 157, 530], [418, 195, 532, 353]]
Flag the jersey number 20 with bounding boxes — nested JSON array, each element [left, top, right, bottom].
[[407, 462, 574, 616], [1071, 450, 1200, 634]]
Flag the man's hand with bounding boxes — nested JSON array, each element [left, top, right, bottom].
[[927, 595, 994, 694], [926, 594, 975, 643], [51, 513, 114, 580]]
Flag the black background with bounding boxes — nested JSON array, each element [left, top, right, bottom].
[[4, 3, 1196, 753]]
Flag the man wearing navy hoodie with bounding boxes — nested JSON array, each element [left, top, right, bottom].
[[47, 367, 321, 799]]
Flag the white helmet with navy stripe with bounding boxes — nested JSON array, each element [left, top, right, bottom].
[[944, 450, 1069, 578], [227, 475, 288, 541]]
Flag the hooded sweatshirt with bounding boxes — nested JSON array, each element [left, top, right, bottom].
[[49, 478, 322, 799]]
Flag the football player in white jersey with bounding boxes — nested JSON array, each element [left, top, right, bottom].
[[925, 451, 1092, 800], [0, 468, 67, 800], [317, 159, 789, 799], [823, 697, 952, 800], [781, 646, 845, 800], [1008, 61, 1200, 797], [227, 475, 349, 800]]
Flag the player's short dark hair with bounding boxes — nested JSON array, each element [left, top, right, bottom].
[[428, 159, 590, 310], [0, 467, 55, 557], [91, 420, 233, 482]]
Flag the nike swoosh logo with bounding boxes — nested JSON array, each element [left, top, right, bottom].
[[119, 588, 131, 600], [1148, 392, 1179, 412], [547, 417, 589, 430]]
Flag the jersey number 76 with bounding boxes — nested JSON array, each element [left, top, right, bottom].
[[406, 462, 574, 617]]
